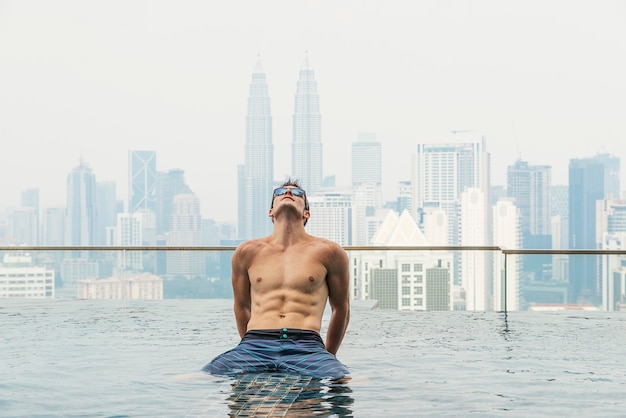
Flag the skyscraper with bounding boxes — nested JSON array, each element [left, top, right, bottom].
[[166, 192, 204, 278], [492, 199, 522, 311], [96, 181, 118, 245], [21, 188, 39, 244], [65, 159, 97, 248], [507, 160, 552, 281], [569, 153, 620, 304], [507, 160, 551, 236], [412, 134, 491, 247], [461, 187, 490, 310], [306, 192, 353, 246], [155, 169, 189, 235], [351, 133, 382, 186], [292, 54, 322, 194], [129, 150, 157, 214], [238, 56, 274, 240], [116, 212, 144, 271], [412, 132, 491, 291]]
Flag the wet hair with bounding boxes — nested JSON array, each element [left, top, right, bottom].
[[270, 178, 310, 225]]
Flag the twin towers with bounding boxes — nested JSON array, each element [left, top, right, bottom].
[[238, 55, 322, 240]]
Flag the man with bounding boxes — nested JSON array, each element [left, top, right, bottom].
[[203, 179, 350, 379]]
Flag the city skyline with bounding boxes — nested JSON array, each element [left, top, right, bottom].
[[1, 1, 625, 223]]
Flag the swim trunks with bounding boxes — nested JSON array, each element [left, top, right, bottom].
[[202, 328, 349, 379]]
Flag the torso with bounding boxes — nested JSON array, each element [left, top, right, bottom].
[[242, 237, 332, 333]]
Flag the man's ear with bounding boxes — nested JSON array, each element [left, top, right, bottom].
[[303, 210, 310, 221]]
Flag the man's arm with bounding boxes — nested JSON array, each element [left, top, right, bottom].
[[324, 243, 350, 355], [231, 244, 252, 338]]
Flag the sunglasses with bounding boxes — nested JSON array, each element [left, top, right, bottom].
[[273, 187, 306, 197]]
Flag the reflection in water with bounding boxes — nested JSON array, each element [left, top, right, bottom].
[[499, 311, 510, 339], [226, 372, 354, 417]]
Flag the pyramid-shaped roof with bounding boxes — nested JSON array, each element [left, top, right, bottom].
[[371, 209, 429, 246], [370, 210, 399, 245]]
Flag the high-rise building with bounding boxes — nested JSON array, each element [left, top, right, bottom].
[[8, 208, 36, 245], [412, 133, 491, 286], [351, 133, 381, 186], [65, 159, 97, 249], [43, 208, 65, 246], [507, 160, 551, 236], [351, 183, 383, 245], [166, 192, 204, 278], [396, 181, 412, 214], [129, 150, 157, 214], [306, 192, 353, 246], [507, 160, 552, 281], [21, 188, 40, 244], [597, 198, 626, 311], [291, 54, 322, 194], [116, 212, 144, 271], [155, 169, 189, 235], [96, 181, 118, 246], [461, 187, 491, 310], [569, 153, 620, 304], [412, 134, 491, 247], [492, 199, 522, 311], [238, 56, 274, 240]]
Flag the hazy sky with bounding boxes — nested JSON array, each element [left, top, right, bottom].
[[1, 0, 625, 222]]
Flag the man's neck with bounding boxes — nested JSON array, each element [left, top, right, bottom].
[[269, 220, 308, 246]]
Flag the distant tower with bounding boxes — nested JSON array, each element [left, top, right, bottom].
[[116, 212, 144, 272], [166, 192, 204, 277], [155, 169, 189, 235], [351, 133, 382, 186], [569, 153, 620, 304], [238, 55, 274, 240], [43, 208, 65, 246], [65, 159, 98, 249], [461, 187, 490, 310], [129, 150, 157, 214], [412, 133, 491, 287], [292, 53, 322, 194], [412, 134, 491, 247], [507, 160, 552, 280], [492, 199, 522, 311], [96, 181, 118, 245], [306, 192, 353, 246], [20, 188, 40, 244]]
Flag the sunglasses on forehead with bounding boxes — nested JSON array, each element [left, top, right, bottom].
[[273, 187, 306, 197]]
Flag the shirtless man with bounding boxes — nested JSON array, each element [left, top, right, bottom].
[[202, 179, 350, 379]]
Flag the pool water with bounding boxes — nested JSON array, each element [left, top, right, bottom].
[[1, 299, 625, 417]]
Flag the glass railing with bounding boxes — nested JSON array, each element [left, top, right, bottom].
[[1, 246, 625, 312]]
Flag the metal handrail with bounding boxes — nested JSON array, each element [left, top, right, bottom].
[[1, 245, 625, 254]]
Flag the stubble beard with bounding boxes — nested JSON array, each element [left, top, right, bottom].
[[273, 202, 304, 223]]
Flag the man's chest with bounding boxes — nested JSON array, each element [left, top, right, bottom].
[[248, 250, 328, 290]]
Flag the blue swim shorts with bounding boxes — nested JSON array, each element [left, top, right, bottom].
[[202, 328, 349, 379]]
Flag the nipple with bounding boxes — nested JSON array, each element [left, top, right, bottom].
[[256, 277, 262, 283], [308, 276, 314, 282]]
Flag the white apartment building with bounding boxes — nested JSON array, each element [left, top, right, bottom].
[[306, 192, 353, 246], [461, 187, 491, 311], [493, 199, 522, 311], [0, 254, 55, 299], [77, 273, 163, 300], [351, 210, 454, 310]]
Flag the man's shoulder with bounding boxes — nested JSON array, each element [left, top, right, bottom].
[[308, 235, 346, 255], [237, 238, 268, 252]]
